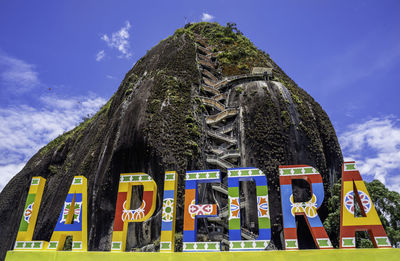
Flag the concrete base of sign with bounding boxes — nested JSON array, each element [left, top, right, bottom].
[[6, 249, 400, 261]]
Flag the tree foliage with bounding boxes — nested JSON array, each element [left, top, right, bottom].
[[324, 179, 400, 248]]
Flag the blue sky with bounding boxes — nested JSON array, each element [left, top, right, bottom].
[[0, 0, 399, 192]]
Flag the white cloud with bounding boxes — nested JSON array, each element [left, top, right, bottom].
[[339, 116, 400, 192], [0, 95, 106, 192], [101, 21, 132, 58], [201, 13, 214, 22], [0, 53, 40, 93], [96, 50, 105, 62]]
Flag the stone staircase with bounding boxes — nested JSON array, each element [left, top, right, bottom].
[[194, 34, 241, 172], [194, 34, 271, 243]]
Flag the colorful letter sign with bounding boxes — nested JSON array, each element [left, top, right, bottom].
[[47, 176, 88, 251], [340, 161, 391, 248], [279, 165, 333, 249], [111, 173, 157, 251], [10, 162, 394, 255], [160, 171, 178, 252], [227, 167, 271, 251], [14, 177, 48, 250], [183, 170, 220, 252]]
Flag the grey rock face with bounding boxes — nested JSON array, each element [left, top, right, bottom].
[[0, 24, 342, 260]]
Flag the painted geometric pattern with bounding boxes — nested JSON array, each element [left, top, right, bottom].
[[344, 190, 372, 215], [188, 199, 215, 218], [122, 200, 146, 221], [30, 178, 40, 185], [375, 237, 391, 247], [285, 239, 298, 249], [111, 172, 157, 253], [183, 169, 220, 249], [119, 174, 154, 183], [19, 194, 36, 232], [60, 201, 82, 223], [185, 171, 219, 180], [341, 237, 355, 247], [228, 168, 264, 177], [14, 241, 44, 250], [165, 173, 176, 180], [290, 194, 318, 218], [111, 241, 122, 251], [317, 238, 333, 248], [229, 240, 269, 251], [340, 161, 391, 249], [279, 165, 332, 249], [344, 162, 358, 171], [257, 196, 269, 218], [279, 166, 319, 176], [229, 197, 240, 220], [23, 202, 34, 223], [73, 177, 83, 184], [162, 198, 174, 222], [161, 172, 177, 252], [47, 241, 59, 249], [183, 242, 220, 252], [160, 241, 172, 251], [227, 168, 271, 245]]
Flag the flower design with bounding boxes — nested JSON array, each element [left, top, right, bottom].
[[162, 198, 174, 222], [344, 190, 371, 214]]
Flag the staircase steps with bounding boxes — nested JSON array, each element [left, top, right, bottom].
[[220, 150, 240, 160], [206, 108, 239, 124], [196, 45, 214, 56], [207, 129, 237, 144], [213, 122, 235, 134], [212, 92, 227, 101], [202, 69, 219, 82], [206, 156, 235, 169], [194, 37, 208, 48], [198, 59, 216, 70], [200, 97, 225, 111], [203, 77, 217, 87], [201, 84, 220, 96]]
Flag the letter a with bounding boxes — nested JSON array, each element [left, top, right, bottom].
[[47, 176, 88, 251], [340, 161, 391, 248]]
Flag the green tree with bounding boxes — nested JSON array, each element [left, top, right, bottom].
[[324, 180, 400, 248]]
